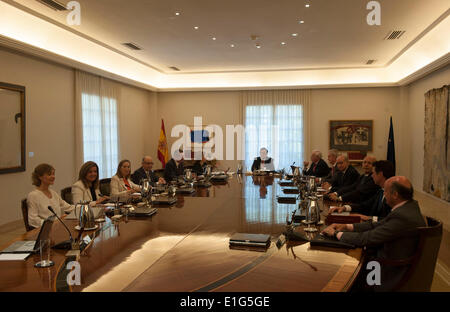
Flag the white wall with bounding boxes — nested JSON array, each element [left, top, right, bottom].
[[0, 48, 75, 226], [310, 87, 400, 162], [0, 48, 154, 227], [156, 91, 242, 170], [156, 88, 401, 170]]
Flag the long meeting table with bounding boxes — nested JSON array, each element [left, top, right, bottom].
[[0, 174, 362, 292]]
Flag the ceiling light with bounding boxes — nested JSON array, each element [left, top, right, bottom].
[[256, 44, 261, 48], [212, 37, 217, 40], [194, 26, 199, 30], [230, 44, 235, 48], [305, 4, 310, 8], [281, 42, 286, 45], [175, 12, 180, 16], [299, 20, 305, 24], [291, 33, 298, 37]]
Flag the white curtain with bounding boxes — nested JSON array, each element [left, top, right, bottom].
[[242, 89, 310, 172], [75, 70, 121, 179]]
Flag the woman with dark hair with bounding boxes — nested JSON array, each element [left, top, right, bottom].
[[72, 161, 108, 205], [110, 159, 141, 197], [27, 163, 74, 229]]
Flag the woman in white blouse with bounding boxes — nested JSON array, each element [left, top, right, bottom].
[[72, 161, 108, 206], [27, 163, 74, 229], [110, 159, 141, 198]]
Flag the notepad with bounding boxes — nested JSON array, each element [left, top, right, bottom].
[[0, 253, 30, 261]]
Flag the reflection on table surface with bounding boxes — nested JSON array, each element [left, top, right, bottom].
[[0, 175, 361, 292]]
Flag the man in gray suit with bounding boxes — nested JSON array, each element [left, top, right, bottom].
[[322, 176, 426, 291]]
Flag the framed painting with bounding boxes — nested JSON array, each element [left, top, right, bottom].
[[329, 120, 373, 152], [0, 82, 26, 174]]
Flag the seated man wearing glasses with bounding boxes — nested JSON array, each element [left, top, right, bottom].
[[131, 156, 166, 186]]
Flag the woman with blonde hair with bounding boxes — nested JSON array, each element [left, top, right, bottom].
[[110, 159, 141, 197], [27, 163, 74, 229], [72, 161, 108, 205]]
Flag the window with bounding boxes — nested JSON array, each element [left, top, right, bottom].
[[81, 93, 119, 179], [244, 104, 304, 172]]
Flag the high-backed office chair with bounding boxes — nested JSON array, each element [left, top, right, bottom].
[[21, 198, 34, 232], [99, 178, 111, 196], [376, 216, 443, 292], [60, 186, 73, 204]]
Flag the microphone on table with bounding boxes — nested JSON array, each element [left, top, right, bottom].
[[48, 206, 74, 250]]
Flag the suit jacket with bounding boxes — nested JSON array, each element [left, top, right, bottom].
[[131, 167, 159, 185], [303, 158, 330, 177], [110, 175, 140, 197], [337, 173, 380, 203], [340, 200, 426, 291], [351, 188, 391, 218], [251, 157, 275, 171], [329, 165, 360, 193], [164, 158, 185, 182], [324, 164, 337, 181], [71, 180, 102, 205]]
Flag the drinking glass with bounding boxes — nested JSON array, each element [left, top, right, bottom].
[[34, 239, 54, 268]]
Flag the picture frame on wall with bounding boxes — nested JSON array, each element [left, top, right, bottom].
[[329, 120, 373, 152]]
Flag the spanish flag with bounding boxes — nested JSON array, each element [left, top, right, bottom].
[[158, 119, 169, 168]]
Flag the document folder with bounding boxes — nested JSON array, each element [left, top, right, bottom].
[[229, 233, 271, 248]]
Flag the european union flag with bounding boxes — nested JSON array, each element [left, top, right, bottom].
[[387, 116, 396, 175]]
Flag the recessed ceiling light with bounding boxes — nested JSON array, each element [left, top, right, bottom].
[[305, 4, 310, 8], [175, 12, 180, 16], [256, 44, 261, 48], [230, 44, 235, 48], [212, 37, 217, 40], [194, 26, 199, 30], [291, 33, 298, 37], [281, 42, 286, 45], [299, 20, 305, 24]]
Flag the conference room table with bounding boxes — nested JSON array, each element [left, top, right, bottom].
[[0, 174, 362, 292]]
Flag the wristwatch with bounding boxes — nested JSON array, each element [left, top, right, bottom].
[[333, 231, 339, 240]]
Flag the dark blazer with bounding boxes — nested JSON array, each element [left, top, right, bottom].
[[131, 167, 159, 185], [337, 173, 380, 203], [351, 188, 391, 218], [251, 157, 274, 171], [329, 165, 360, 193], [340, 200, 427, 291], [164, 159, 184, 182], [324, 164, 337, 181], [303, 158, 330, 177]]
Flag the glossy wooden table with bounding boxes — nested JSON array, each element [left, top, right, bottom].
[[0, 175, 362, 292]]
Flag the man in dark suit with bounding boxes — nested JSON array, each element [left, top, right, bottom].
[[329, 160, 395, 219], [164, 149, 185, 182], [131, 156, 166, 186], [302, 150, 330, 177], [251, 147, 275, 171], [328, 156, 379, 204], [322, 176, 427, 291], [323, 154, 359, 193]]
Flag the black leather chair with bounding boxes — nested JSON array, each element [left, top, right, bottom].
[[376, 216, 443, 291], [60, 186, 73, 204], [21, 198, 34, 232], [99, 178, 111, 196]]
